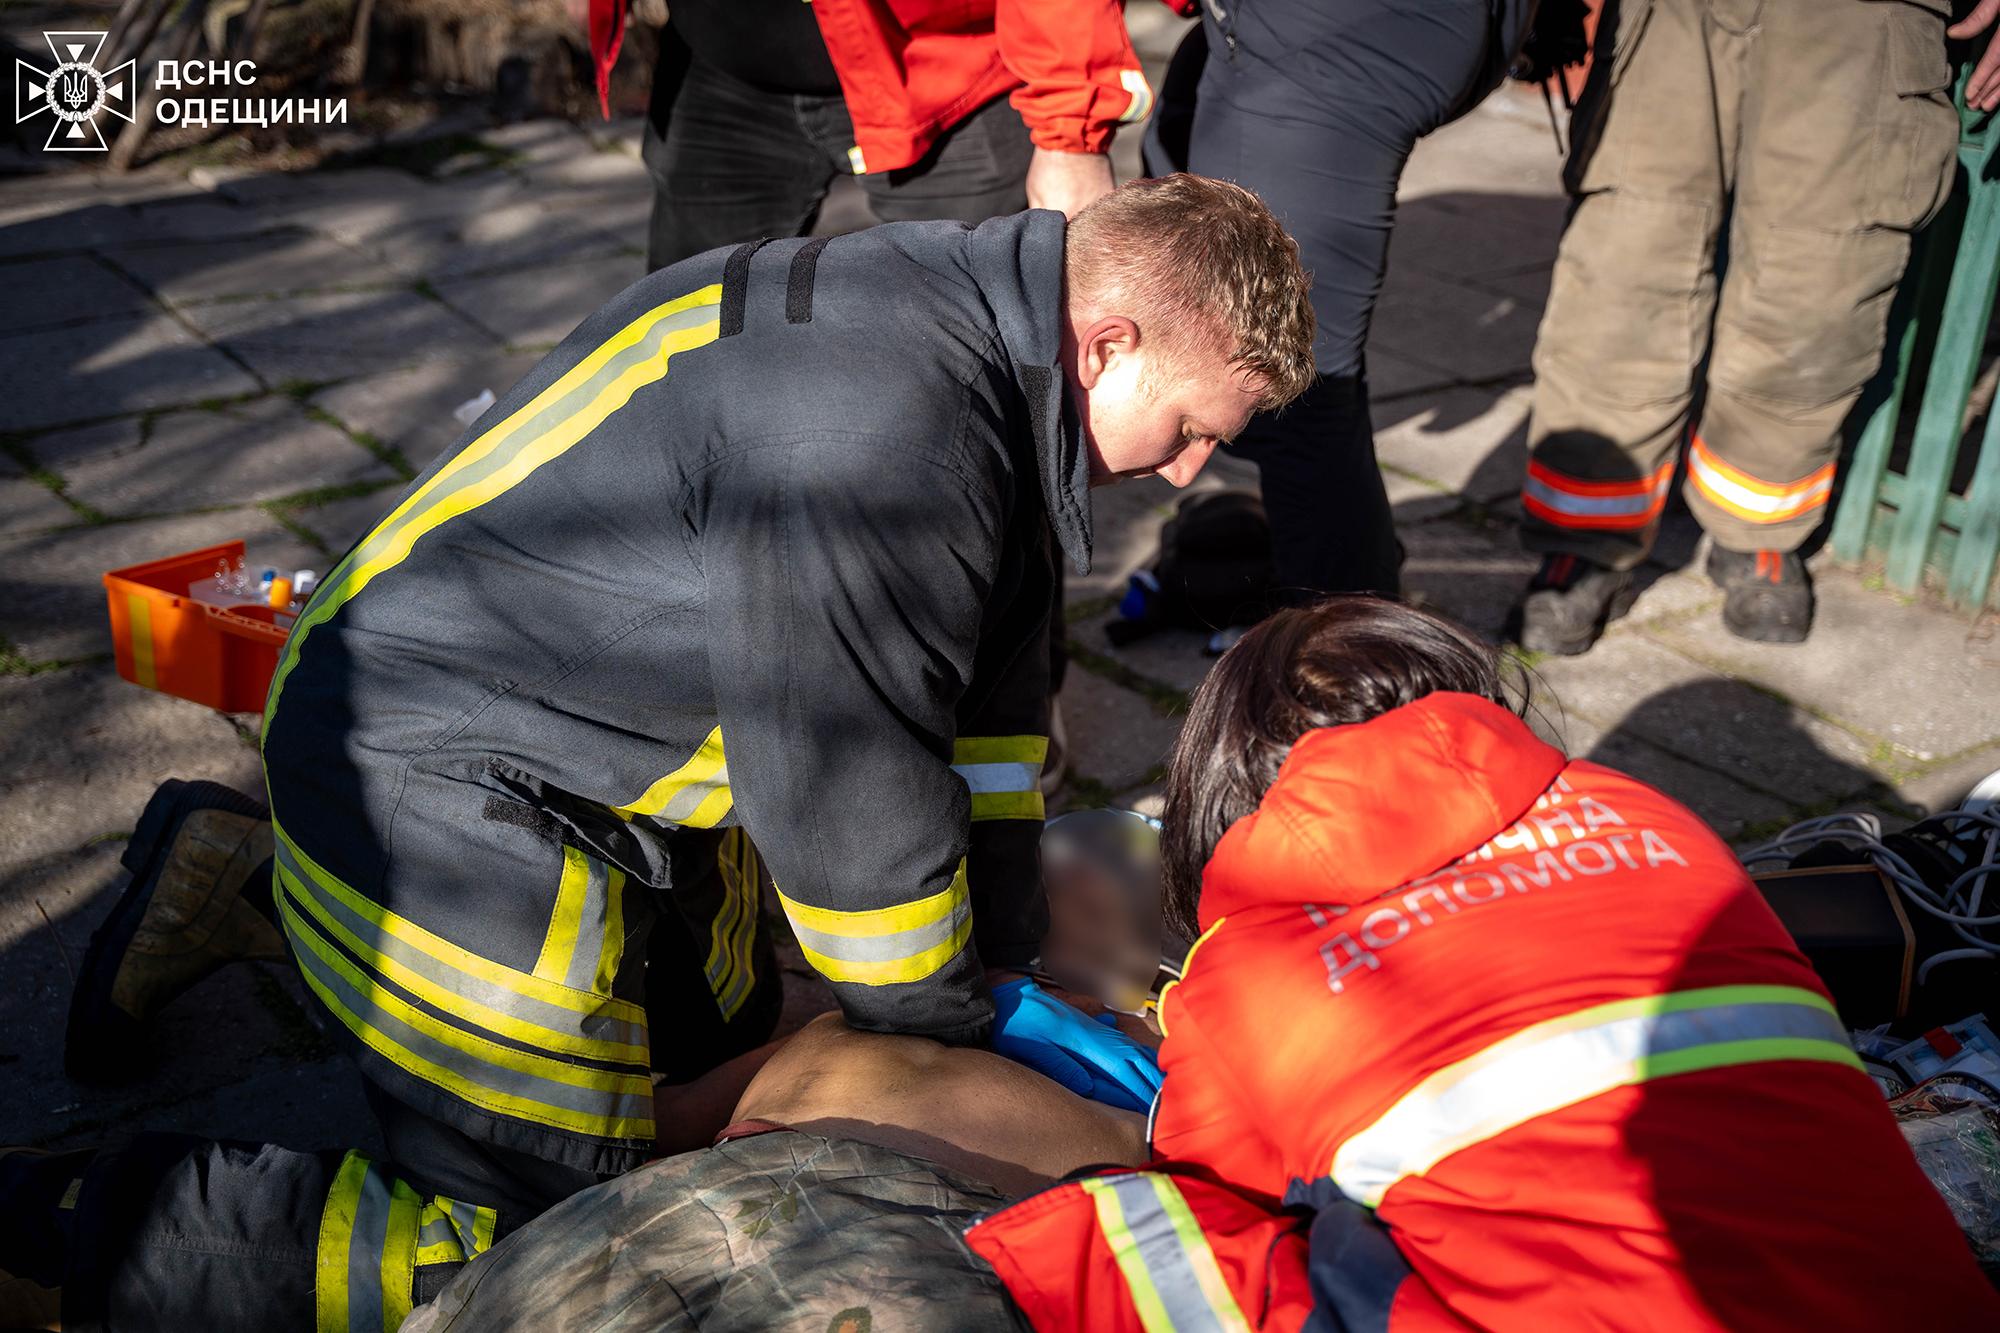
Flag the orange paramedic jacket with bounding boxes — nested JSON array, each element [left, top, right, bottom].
[[591, 0, 1170, 173], [969, 693, 1998, 1331]]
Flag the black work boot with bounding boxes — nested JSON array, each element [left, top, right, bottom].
[[1707, 546, 1813, 644], [0, 1146, 91, 1330], [1511, 553, 1637, 657], [66, 780, 283, 1084]]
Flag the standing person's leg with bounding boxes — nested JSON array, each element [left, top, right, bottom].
[[1184, 0, 1496, 601], [846, 93, 1035, 225], [1515, 0, 1729, 652], [1690, 0, 1957, 641], [641, 33, 841, 271]]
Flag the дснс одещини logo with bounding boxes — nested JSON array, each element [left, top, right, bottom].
[[15, 31, 135, 153]]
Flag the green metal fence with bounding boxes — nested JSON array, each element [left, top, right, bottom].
[[1830, 69, 2000, 613]]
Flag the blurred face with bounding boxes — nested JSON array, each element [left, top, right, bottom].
[[1063, 314, 1265, 489]]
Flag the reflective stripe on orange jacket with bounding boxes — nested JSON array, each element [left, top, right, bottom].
[[969, 694, 1999, 1330], [592, 0, 1169, 172]]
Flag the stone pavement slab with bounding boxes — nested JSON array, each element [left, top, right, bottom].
[[354, 200, 632, 283], [1388, 194, 1564, 284], [1369, 346, 1463, 399], [284, 484, 403, 556], [436, 251, 645, 348], [1373, 385, 1532, 504], [0, 507, 317, 664], [1529, 708, 1795, 843], [0, 315, 262, 431], [61, 397, 392, 518], [309, 351, 545, 475], [19, 417, 146, 470], [1073, 610, 1214, 699], [1057, 664, 1184, 795], [1368, 262, 1543, 385], [1400, 516, 1539, 641], [0, 203, 169, 258], [0, 664, 266, 872], [1527, 633, 1886, 807], [1641, 566, 2000, 768], [180, 289, 503, 383], [0, 477, 76, 534], [104, 230, 395, 305], [0, 254, 155, 333]]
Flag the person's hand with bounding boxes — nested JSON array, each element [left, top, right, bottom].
[[1951, 0, 2000, 113], [1026, 149, 1116, 218], [991, 977, 1163, 1111]]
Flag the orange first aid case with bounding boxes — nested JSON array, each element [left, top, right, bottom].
[[104, 540, 290, 713]]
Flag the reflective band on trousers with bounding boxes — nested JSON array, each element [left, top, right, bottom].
[[952, 734, 1048, 822], [1331, 984, 1862, 1208], [272, 820, 655, 1143], [1084, 1173, 1251, 1333], [414, 1194, 497, 1266], [317, 1152, 419, 1333], [777, 859, 974, 986], [1687, 436, 1834, 524], [263, 282, 723, 735], [1521, 458, 1674, 531]]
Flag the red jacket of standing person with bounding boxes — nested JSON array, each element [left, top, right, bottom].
[[969, 693, 2000, 1330], [588, 0, 1173, 173]]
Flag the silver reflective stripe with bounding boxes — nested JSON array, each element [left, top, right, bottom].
[[447, 1199, 487, 1255], [785, 895, 971, 965], [657, 762, 730, 824], [415, 1215, 458, 1252], [1332, 987, 1861, 1208], [1094, 1174, 1249, 1333], [275, 843, 645, 1053], [280, 897, 657, 1127], [1522, 473, 1665, 517], [346, 1161, 392, 1333], [561, 852, 614, 995], [1688, 450, 1832, 516], [952, 760, 1040, 794]]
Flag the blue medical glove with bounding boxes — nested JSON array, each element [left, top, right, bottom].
[[990, 977, 1163, 1112]]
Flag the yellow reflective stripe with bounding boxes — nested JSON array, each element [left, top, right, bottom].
[[275, 859, 647, 1066], [780, 860, 973, 987], [1157, 917, 1225, 1040], [273, 819, 646, 1028], [1084, 1174, 1250, 1333], [315, 1152, 369, 1333], [413, 1202, 465, 1266], [277, 891, 655, 1141], [1084, 1177, 1173, 1332], [126, 593, 157, 690], [263, 283, 724, 734], [612, 725, 732, 826], [951, 735, 1050, 766], [379, 1175, 421, 1333], [1331, 984, 1860, 1208], [534, 845, 592, 983], [970, 790, 1045, 822]]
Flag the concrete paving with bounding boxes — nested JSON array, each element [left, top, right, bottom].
[[2, 14, 1996, 1171]]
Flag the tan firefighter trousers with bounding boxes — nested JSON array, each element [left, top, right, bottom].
[[1522, 0, 1960, 567]]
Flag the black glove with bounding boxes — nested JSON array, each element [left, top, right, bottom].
[[1512, 0, 1593, 84]]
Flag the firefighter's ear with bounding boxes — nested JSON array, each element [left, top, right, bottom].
[[1074, 315, 1142, 390]]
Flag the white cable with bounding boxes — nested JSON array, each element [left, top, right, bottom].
[[1739, 804, 2000, 984]]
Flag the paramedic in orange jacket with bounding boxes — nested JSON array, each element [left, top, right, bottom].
[[968, 597, 1998, 1330]]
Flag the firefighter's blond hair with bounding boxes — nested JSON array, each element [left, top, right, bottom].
[[1064, 174, 1315, 411]]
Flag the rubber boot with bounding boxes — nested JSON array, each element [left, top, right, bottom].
[[1707, 546, 1814, 644], [0, 1147, 91, 1330], [1510, 553, 1637, 657], [65, 780, 284, 1084]]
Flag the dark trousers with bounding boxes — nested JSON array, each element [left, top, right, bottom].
[[1149, 0, 1500, 599], [642, 46, 1034, 272]]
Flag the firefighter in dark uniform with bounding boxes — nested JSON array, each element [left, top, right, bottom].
[[1, 176, 1313, 1330]]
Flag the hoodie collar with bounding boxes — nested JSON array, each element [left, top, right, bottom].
[[1200, 693, 1567, 923], [968, 209, 1093, 576]]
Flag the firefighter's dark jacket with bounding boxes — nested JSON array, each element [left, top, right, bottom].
[[259, 211, 1086, 1166]]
